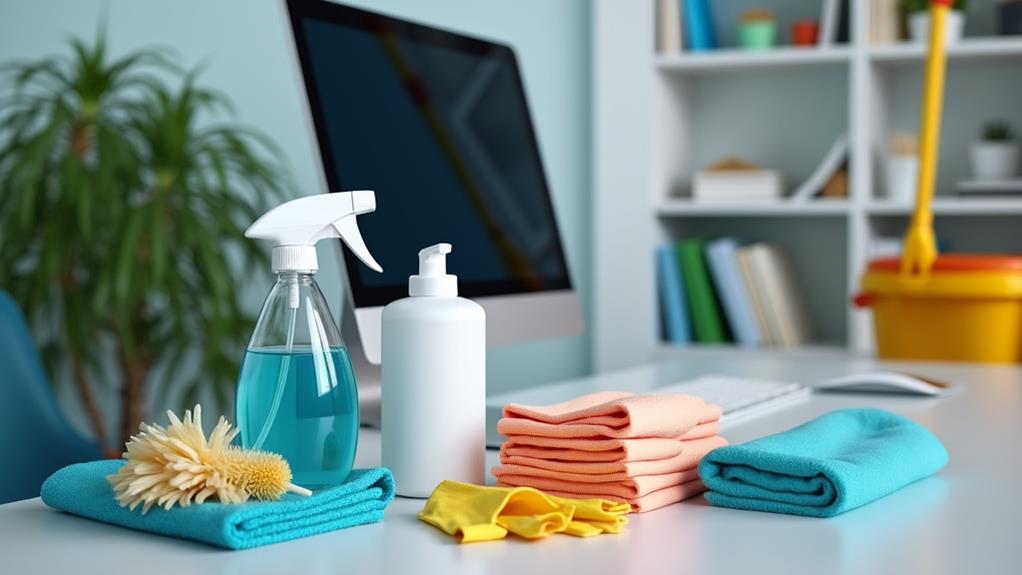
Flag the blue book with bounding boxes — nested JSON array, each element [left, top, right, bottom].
[[705, 238, 761, 347], [683, 0, 718, 52], [656, 244, 691, 344]]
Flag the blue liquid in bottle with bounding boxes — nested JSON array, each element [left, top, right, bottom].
[[236, 346, 359, 488]]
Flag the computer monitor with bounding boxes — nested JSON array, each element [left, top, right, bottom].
[[283, 0, 583, 421]]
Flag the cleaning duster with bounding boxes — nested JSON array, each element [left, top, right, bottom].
[[107, 405, 311, 513]]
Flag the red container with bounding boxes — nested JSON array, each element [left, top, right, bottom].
[[792, 20, 819, 46]]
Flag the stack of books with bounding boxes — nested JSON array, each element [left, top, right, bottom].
[[869, 0, 900, 45], [656, 238, 813, 348], [692, 158, 782, 202], [655, 0, 718, 54]]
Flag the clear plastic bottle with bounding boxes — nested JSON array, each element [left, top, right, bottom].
[[236, 271, 359, 489]]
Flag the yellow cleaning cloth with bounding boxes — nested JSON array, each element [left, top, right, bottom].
[[418, 481, 629, 543]]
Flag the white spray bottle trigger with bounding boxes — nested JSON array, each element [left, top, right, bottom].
[[409, 243, 458, 297], [333, 216, 382, 273], [245, 191, 383, 273]]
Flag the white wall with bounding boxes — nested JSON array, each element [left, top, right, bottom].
[[592, 0, 655, 371], [0, 0, 593, 432]]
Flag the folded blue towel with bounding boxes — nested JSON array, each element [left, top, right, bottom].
[[41, 460, 395, 549], [698, 408, 948, 517]]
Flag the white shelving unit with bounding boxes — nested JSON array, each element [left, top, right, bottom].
[[655, 45, 851, 71], [593, 0, 1022, 372]]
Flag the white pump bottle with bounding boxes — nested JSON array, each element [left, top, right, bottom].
[[381, 243, 486, 497]]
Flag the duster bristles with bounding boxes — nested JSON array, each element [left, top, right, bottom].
[[107, 405, 311, 514]]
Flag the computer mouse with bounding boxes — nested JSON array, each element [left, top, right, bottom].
[[815, 371, 954, 396]]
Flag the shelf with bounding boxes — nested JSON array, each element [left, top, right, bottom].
[[656, 46, 851, 73], [869, 37, 1022, 65], [655, 199, 850, 217], [654, 344, 853, 362], [866, 198, 1022, 215]]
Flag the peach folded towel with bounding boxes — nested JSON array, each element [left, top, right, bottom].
[[499, 480, 708, 513], [499, 422, 721, 464], [498, 391, 722, 439], [492, 467, 700, 497], [499, 436, 727, 476], [501, 436, 688, 463]]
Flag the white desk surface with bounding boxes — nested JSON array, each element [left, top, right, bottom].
[[2, 351, 1021, 575]]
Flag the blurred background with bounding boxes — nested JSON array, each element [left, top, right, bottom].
[[0, 0, 593, 451], [4, 0, 1022, 470]]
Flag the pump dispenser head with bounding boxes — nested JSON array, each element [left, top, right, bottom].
[[245, 191, 383, 274], [409, 243, 458, 297]]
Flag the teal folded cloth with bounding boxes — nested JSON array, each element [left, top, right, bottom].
[[699, 408, 948, 517], [41, 460, 395, 549]]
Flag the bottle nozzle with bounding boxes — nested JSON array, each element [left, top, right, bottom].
[[409, 243, 457, 297], [418, 243, 451, 277]]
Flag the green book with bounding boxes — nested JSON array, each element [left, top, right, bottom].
[[676, 239, 729, 343]]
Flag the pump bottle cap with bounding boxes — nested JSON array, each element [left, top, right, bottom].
[[409, 243, 458, 297]]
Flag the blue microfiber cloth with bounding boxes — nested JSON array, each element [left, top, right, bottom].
[[698, 408, 948, 517], [41, 460, 395, 549]]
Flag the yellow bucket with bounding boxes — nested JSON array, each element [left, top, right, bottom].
[[855, 3, 1022, 363], [857, 255, 1022, 363]]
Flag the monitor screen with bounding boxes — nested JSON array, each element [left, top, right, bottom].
[[287, 1, 572, 307]]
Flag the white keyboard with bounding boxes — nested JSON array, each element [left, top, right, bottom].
[[656, 375, 811, 428]]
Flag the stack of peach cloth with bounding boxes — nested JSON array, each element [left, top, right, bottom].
[[492, 391, 726, 513]]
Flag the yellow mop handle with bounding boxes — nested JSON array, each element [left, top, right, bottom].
[[901, 0, 951, 276]]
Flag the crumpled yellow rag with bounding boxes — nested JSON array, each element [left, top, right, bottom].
[[418, 480, 629, 543]]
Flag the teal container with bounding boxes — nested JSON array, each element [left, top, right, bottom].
[[236, 272, 360, 489], [739, 20, 777, 50]]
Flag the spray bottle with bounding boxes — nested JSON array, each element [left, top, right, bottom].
[[238, 191, 382, 489]]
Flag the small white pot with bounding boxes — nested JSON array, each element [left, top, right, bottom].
[[886, 155, 919, 204], [909, 11, 965, 45], [971, 142, 1020, 180]]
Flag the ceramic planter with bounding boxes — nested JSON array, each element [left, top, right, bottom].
[[887, 155, 919, 204], [971, 141, 1020, 180], [739, 20, 776, 50], [908, 11, 965, 45]]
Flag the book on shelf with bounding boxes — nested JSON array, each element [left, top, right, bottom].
[[656, 0, 684, 54], [656, 243, 691, 344], [677, 239, 729, 343], [656, 239, 813, 349], [819, 0, 849, 46], [836, 0, 851, 44], [870, 0, 900, 45], [684, 0, 717, 52], [693, 157, 782, 202], [738, 244, 813, 348], [819, 0, 840, 46], [789, 135, 849, 202], [705, 238, 761, 347], [735, 248, 773, 346]]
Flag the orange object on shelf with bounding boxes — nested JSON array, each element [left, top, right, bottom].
[[792, 20, 819, 46]]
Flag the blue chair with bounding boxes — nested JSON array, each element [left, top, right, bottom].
[[0, 290, 102, 503]]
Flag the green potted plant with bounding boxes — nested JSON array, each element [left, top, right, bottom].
[[902, 0, 968, 44], [971, 121, 1019, 181], [0, 31, 287, 447]]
